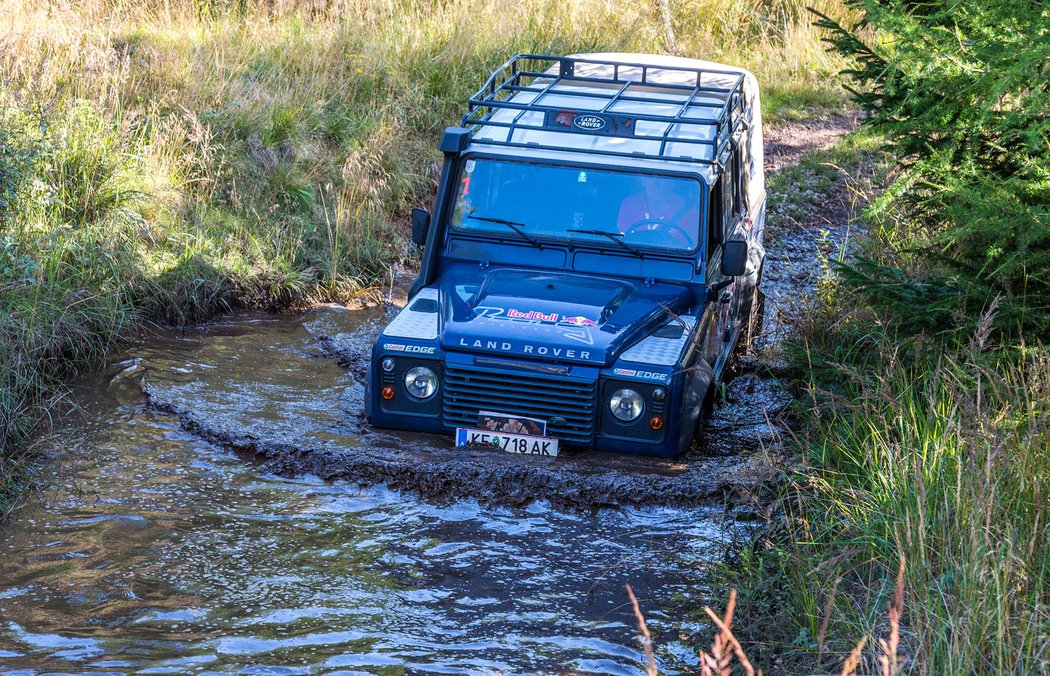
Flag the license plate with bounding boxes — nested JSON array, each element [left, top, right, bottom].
[[455, 428, 559, 457]]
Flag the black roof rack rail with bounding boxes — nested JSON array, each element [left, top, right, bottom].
[[462, 54, 749, 168]]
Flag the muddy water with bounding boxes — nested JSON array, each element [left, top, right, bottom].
[[0, 307, 766, 675], [0, 113, 857, 674]]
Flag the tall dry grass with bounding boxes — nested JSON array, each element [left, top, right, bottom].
[[630, 561, 908, 674]]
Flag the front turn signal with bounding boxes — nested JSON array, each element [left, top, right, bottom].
[[649, 416, 664, 431], [381, 386, 395, 400]]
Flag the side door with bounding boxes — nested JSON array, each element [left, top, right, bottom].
[[705, 144, 746, 375]]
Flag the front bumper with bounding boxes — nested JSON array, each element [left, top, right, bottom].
[[366, 347, 684, 458]]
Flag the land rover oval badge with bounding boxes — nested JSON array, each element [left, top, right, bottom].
[[549, 416, 567, 427], [573, 114, 607, 132]]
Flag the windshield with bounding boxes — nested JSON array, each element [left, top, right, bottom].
[[450, 158, 702, 253]]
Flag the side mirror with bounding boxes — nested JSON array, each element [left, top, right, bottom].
[[721, 239, 748, 277], [411, 207, 431, 247]]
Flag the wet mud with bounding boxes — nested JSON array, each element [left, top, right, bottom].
[[139, 307, 784, 511]]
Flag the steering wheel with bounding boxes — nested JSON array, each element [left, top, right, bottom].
[[624, 218, 693, 248]]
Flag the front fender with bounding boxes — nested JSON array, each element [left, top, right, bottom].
[[677, 357, 716, 455]]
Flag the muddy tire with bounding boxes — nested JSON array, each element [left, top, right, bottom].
[[701, 381, 717, 419], [736, 286, 766, 357]]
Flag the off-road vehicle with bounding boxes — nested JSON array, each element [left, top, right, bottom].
[[366, 53, 765, 458]]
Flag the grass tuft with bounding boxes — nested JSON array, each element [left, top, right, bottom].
[[724, 281, 1050, 673]]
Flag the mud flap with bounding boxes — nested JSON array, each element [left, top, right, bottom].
[[677, 358, 716, 455], [737, 286, 766, 357]]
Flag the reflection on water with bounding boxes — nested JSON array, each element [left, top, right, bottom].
[[0, 311, 732, 675]]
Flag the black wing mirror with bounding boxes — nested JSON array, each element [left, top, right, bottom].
[[411, 207, 431, 247], [721, 239, 748, 277]]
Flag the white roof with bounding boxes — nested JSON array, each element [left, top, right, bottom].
[[465, 53, 763, 189]]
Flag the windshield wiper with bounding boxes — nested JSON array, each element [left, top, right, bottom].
[[466, 214, 543, 249], [566, 229, 643, 257]]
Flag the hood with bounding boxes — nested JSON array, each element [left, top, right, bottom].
[[438, 264, 694, 366]]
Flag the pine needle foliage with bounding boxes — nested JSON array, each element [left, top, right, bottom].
[[813, 0, 1050, 340]]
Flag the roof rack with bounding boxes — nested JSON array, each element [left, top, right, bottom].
[[463, 54, 749, 167]]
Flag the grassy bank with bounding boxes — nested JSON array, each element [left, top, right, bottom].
[[725, 288, 1050, 673], [0, 0, 850, 512], [718, 2, 1050, 672]]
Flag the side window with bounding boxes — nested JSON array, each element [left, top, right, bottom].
[[737, 135, 750, 213], [707, 182, 722, 257], [720, 146, 747, 240], [721, 160, 735, 239], [733, 148, 743, 215]]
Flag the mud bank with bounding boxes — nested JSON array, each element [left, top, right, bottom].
[[140, 307, 785, 511]]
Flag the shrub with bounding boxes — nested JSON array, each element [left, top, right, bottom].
[[814, 0, 1050, 340]]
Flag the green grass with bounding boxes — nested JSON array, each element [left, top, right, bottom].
[[729, 323, 1050, 673], [714, 130, 1050, 672]]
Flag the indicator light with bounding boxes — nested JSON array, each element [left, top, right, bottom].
[[381, 358, 395, 372], [381, 386, 395, 400], [649, 416, 664, 431]]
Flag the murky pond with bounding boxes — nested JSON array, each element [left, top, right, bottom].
[[0, 305, 767, 675]]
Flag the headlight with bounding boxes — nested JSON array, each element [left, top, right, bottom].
[[609, 388, 644, 422], [404, 366, 438, 400]]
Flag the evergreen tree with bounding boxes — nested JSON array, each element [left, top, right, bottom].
[[814, 0, 1050, 339]]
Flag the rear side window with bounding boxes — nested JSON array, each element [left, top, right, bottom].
[[721, 161, 735, 237], [719, 147, 746, 238], [707, 182, 721, 255]]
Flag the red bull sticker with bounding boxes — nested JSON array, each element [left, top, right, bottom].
[[497, 308, 598, 327], [559, 315, 597, 327], [507, 309, 559, 322]]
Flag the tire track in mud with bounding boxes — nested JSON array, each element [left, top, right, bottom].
[[141, 115, 860, 510]]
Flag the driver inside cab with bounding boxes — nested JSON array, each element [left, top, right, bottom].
[[616, 175, 699, 250]]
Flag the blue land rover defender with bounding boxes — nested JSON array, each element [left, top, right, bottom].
[[366, 53, 766, 458]]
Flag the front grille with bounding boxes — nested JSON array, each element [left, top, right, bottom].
[[443, 363, 597, 444]]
